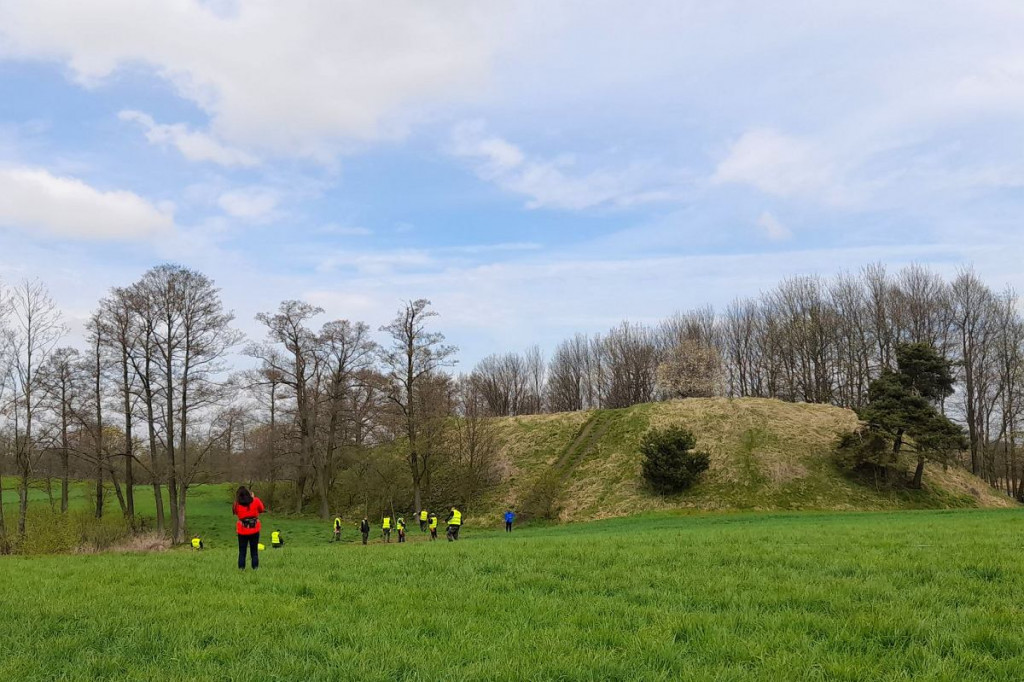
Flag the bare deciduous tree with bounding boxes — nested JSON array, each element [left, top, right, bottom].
[[379, 299, 457, 515], [5, 280, 65, 536]]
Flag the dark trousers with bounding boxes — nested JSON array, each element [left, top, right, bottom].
[[238, 533, 259, 569], [362, 532, 369, 545], [420, 520, 427, 531], [506, 521, 512, 533], [430, 529, 437, 540]]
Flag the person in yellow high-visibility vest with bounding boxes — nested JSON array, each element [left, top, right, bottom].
[[428, 514, 438, 541], [419, 509, 429, 532], [333, 517, 343, 542], [191, 536, 204, 551], [271, 529, 283, 548], [446, 507, 462, 542], [382, 516, 392, 543]]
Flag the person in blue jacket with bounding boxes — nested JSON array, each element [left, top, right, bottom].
[[504, 509, 515, 533]]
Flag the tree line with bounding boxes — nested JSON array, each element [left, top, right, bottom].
[[0, 261, 1021, 548]]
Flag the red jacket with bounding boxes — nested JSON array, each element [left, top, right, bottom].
[[233, 497, 265, 535]]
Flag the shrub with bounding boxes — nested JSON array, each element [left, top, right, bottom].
[[521, 471, 563, 520], [15, 508, 133, 555], [640, 426, 710, 494]]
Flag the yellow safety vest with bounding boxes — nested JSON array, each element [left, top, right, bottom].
[[450, 509, 462, 525], [383, 517, 391, 530], [420, 510, 428, 521], [271, 531, 281, 544], [191, 537, 201, 549], [334, 518, 342, 530], [429, 517, 437, 530]]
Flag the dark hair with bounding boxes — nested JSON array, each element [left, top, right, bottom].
[[236, 486, 253, 507]]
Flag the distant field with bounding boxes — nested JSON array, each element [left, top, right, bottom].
[[2, 495, 1023, 680]]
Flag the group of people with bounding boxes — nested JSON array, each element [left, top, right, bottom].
[[363, 506, 461, 545], [201, 486, 517, 570]]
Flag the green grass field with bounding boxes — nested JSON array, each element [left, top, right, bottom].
[[1, 485, 1023, 681]]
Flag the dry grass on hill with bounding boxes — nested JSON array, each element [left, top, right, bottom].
[[483, 398, 1017, 521]]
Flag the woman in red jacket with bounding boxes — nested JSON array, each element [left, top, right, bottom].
[[233, 486, 265, 570]]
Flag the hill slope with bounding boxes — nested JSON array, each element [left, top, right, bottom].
[[487, 398, 1015, 520]]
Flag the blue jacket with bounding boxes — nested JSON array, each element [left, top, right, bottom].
[[504, 511, 515, 523]]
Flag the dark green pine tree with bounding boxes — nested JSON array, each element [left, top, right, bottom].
[[859, 343, 965, 489]]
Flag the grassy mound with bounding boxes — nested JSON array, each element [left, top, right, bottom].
[[489, 398, 1015, 520]]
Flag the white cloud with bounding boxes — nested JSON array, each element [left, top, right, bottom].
[[119, 110, 258, 167], [711, 129, 857, 206], [0, 1, 508, 159], [0, 166, 174, 240], [450, 121, 684, 210], [756, 211, 792, 242], [217, 187, 279, 220]]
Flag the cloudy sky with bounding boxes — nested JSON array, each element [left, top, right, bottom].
[[1, 0, 1022, 365]]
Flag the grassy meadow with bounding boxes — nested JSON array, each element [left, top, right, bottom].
[[2, 487, 1024, 680]]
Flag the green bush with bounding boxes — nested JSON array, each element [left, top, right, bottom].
[[640, 427, 710, 494], [14, 509, 132, 555], [521, 471, 564, 521]]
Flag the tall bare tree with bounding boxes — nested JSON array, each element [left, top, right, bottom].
[[5, 280, 65, 535], [38, 347, 80, 513], [315, 319, 377, 518], [379, 299, 457, 515], [252, 300, 324, 513], [139, 265, 238, 543]]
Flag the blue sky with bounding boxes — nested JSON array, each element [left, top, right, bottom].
[[1, 1, 1023, 366]]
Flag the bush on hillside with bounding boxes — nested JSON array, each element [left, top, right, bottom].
[[640, 427, 710, 494], [521, 471, 564, 521]]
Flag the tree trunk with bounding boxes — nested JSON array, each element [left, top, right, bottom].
[[61, 390, 69, 513], [317, 471, 330, 520], [106, 462, 127, 514], [18, 460, 29, 536], [142, 357, 165, 532], [95, 459, 104, 519], [164, 333, 181, 545], [95, 340, 105, 519], [177, 486, 188, 540], [911, 455, 925, 490], [123, 348, 135, 522]]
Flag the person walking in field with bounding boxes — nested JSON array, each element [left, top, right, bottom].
[[382, 515, 392, 543], [191, 535, 204, 550], [397, 517, 407, 543], [333, 516, 343, 542], [429, 514, 438, 541], [360, 517, 370, 545], [271, 529, 284, 548], [419, 509, 429, 532], [504, 509, 515, 533], [446, 506, 462, 541], [233, 486, 265, 570]]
